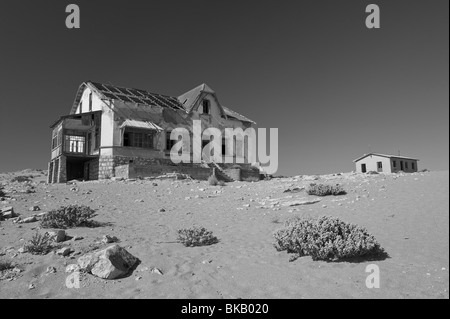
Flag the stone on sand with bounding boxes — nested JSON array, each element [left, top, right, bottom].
[[47, 230, 66, 243], [77, 245, 138, 280]]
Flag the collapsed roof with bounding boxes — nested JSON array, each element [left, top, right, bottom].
[[69, 81, 256, 125]]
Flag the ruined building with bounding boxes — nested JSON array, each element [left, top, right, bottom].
[[48, 82, 259, 183]]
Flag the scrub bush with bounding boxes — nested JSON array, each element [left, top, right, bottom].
[[24, 232, 54, 255], [41, 205, 97, 229], [177, 227, 219, 247], [306, 184, 347, 196], [274, 216, 386, 262]]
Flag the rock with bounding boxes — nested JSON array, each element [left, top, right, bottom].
[[19, 216, 37, 224], [17, 246, 27, 254], [57, 247, 72, 257], [77, 245, 138, 280], [29, 206, 40, 212], [1, 207, 17, 219], [159, 209, 166, 213], [111, 177, 124, 182], [283, 187, 304, 193], [28, 283, 35, 290], [101, 235, 119, 244], [46, 266, 57, 274], [72, 236, 84, 241], [37, 212, 48, 218], [282, 199, 321, 207], [151, 268, 163, 275], [46, 230, 66, 243], [65, 264, 80, 273]]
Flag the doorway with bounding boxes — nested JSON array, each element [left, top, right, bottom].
[[66, 157, 90, 181], [361, 164, 367, 173]]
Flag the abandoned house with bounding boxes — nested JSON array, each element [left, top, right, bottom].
[[48, 82, 260, 183], [353, 153, 419, 174]]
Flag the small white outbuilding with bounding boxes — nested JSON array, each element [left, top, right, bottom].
[[353, 153, 419, 173]]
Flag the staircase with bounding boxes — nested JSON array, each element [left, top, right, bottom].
[[202, 160, 235, 182]]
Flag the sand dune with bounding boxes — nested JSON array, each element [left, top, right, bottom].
[[0, 170, 448, 299]]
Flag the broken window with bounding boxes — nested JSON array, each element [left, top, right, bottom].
[[123, 128, 154, 149], [89, 93, 93, 112], [202, 100, 210, 115], [52, 131, 58, 150], [52, 127, 63, 150], [65, 135, 85, 154], [166, 131, 177, 151], [94, 114, 100, 150]]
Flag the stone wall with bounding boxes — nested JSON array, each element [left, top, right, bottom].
[[115, 164, 212, 181], [223, 168, 241, 182], [88, 158, 99, 181], [240, 168, 261, 182], [99, 155, 195, 180], [57, 155, 67, 183]]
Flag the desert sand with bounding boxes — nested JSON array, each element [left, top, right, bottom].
[[0, 169, 448, 299]]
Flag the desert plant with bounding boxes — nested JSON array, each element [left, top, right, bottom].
[[0, 260, 14, 272], [208, 174, 219, 186], [177, 227, 219, 247], [10, 175, 33, 183], [274, 216, 387, 262], [306, 184, 347, 196], [24, 232, 54, 255], [0, 186, 5, 198], [40, 205, 97, 229]]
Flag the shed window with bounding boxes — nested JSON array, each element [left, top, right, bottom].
[[393, 160, 397, 168], [123, 128, 154, 149], [405, 162, 409, 169], [412, 162, 415, 170]]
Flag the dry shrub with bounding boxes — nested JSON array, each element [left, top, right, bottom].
[[274, 216, 387, 262], [24, 232, 54, 255], [41, 205, 98, 229], [177, 227, 219, 247], [306, 184, 346, 196]]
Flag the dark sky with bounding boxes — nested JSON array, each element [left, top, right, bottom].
[[0, 0, 448, 175]]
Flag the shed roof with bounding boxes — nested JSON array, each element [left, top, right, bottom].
[[353, 153, 420, 163]]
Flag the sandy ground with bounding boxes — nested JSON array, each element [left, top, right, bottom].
[[0, 169, 448, 299]]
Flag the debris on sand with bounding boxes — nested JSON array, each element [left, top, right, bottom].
[[1, 207, 18, 219], [101, 235, 120, 244], [151, 268, 164, 275], [283, 187, 304, 194], [282, 199, 322, 207]]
